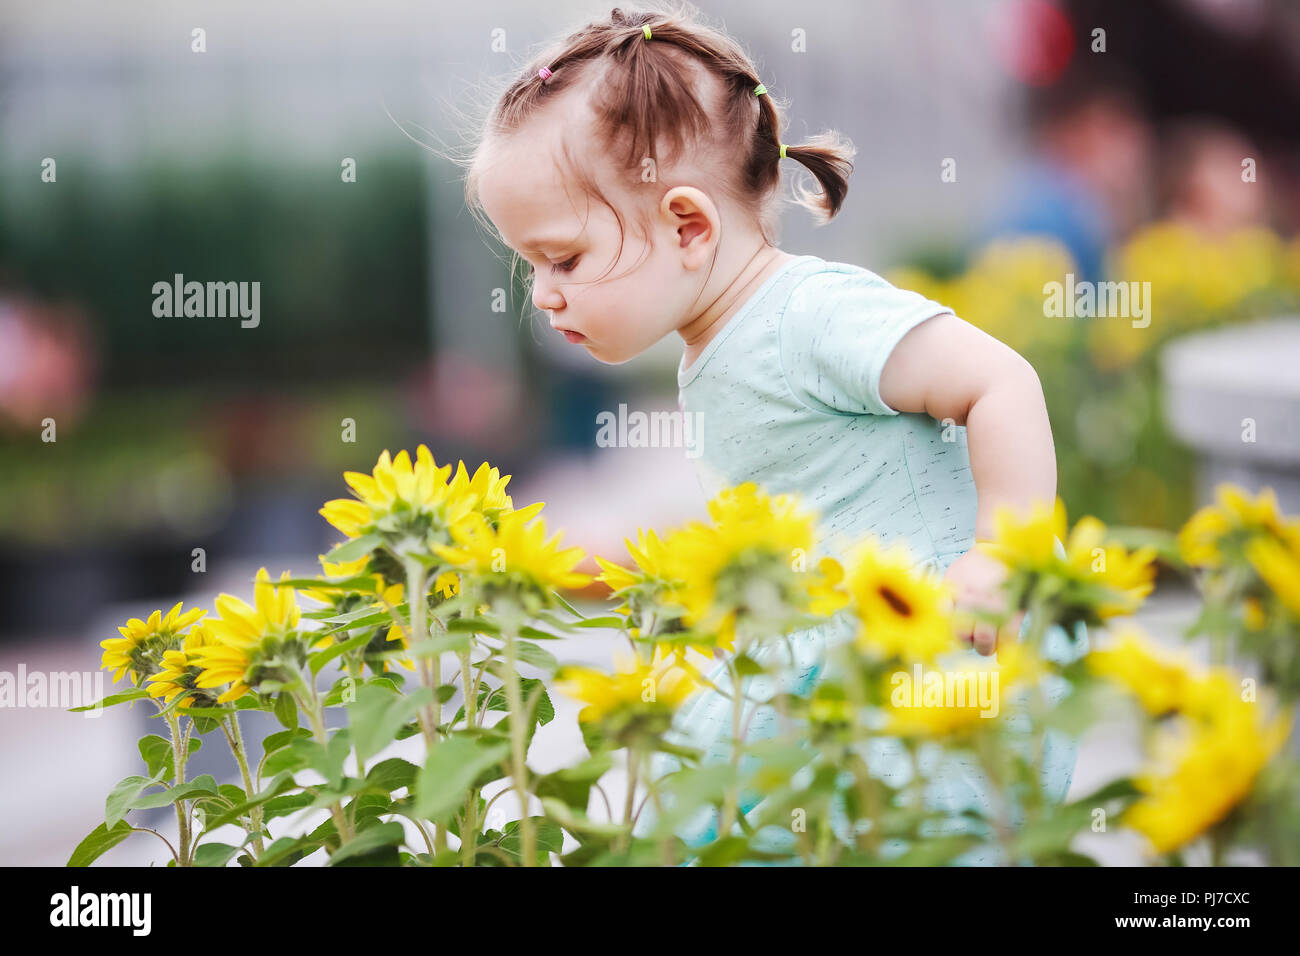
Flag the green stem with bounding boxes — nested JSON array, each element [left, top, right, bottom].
[[719, 655, 746, 835], [163, 711, 191, 866], [223, 713, 265, 856], [404, 557, 445, 853], [460, 647, 480, 867], [297, 684, 352, 847], [500, 607, 536, 867]]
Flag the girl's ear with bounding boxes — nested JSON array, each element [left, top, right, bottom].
[[660, 186, 718, 266]]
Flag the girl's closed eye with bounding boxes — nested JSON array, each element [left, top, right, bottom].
[[525, 256, 580, 277]]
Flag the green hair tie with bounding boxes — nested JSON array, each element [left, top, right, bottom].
[[779, 143, 787, 159], [753, 82, 767, 96], [643, 25, 652, 39]]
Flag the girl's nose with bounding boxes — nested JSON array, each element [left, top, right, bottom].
[[532, 278, 565, 312]]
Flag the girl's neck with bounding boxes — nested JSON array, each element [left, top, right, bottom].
[[678, 243, 798, 366]]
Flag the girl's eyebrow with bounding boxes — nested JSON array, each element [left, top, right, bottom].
[[519, 230, 581, 253]]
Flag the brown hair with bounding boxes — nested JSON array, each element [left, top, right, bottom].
[[455, 2, 855, 291]]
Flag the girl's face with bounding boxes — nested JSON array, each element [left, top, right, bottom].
[[476, 119, 719, 365]]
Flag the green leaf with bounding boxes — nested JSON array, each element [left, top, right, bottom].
[[347, 684, 434, 764], [327, 821, 406, 865], [572, 616, 629, 629], [498, 818, 565, 861], [273, 693, 299, 730], [261, 728, 312, 757], [413, 737, 509, 824], [68, 820, 136, 866], [262, 792, 316, 823], [276, 574, 379, 593], [365, 757, 419, 793], [538, 798, 628, 839], [324, 533, 383, 565], [68, 687, 150, 712], [201, 772, 298, 833], [130, 774, 220, 811], [193, 842, 242, 867], [534, 754, 614, 809], [105, 769, 166, 827], [696, 835, 751, 867], [549, 589, 585, 618], [518, 625, 563, 642], [309, 630, 375, 676], [254, 834, 319, 867], [445, 616, 500, 635], [382, 631, 472, 662], [138, 734, 202, 783], [514, 640, 558, 671]]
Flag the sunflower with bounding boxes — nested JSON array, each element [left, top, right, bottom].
[[844, 537, 955, 664], [1123, 675, 1292, 855], [977, 497, 1157, 627], [319, 445, 478, 544], [664, 483, 840, 651], [432, 506, 591, 610], [361, 579, 417, 674], [882, 640, 1043, 737], [976, 498, 1068, 572], [1063, 515, 1158, 617], [299, 554, 372, 606], [595, 527, 694, 652], [553, 649, 699, 728], [146, 623, 221, 709], [1086, 626, 1197, 717], [1177, 484, 1293, 569], [447, 460, 520, 525], [191, 568, 306, 704], [100, 601, 208, 685], [1245, 532, 1300, 619]]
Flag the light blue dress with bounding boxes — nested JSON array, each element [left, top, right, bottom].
[[630, 254, 1087, 864]]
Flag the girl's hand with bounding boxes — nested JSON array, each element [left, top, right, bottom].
[[940, 548, 1025, 656]]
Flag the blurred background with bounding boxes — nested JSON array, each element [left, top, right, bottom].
[[2, 0, 1298, 864]]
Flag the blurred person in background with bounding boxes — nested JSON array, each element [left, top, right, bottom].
[[0, 293, 97, 433], [1159, 119, 1270, 236], [982, 66, 1155, 281]]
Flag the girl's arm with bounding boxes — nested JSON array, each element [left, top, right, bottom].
[[878, 312, 1057, 539], [878, 313, 1054, 653]]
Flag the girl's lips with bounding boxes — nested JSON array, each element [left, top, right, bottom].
[[560, 329, 587, 344]]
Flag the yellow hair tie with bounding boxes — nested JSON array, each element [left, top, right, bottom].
[[779, 143, 787, 158], [753, 82, 767, 96], [643, 25, 652, 39]]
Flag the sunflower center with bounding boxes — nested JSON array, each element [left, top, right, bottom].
[[877, 585, 913, 617]]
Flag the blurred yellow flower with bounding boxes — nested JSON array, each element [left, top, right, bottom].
[[554, 650, 700, 725], [882, 641, 1043, 737], [1124, 674, 1291, 855], [1245, 533, 1300, 619], [1178, 483, 1294, 568], [1086, 626, 1195, 717]]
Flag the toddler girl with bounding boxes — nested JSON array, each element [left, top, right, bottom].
[[461, 2, 1086, 864]]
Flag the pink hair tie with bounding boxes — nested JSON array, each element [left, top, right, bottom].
[[538, 67, 553, 80]]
